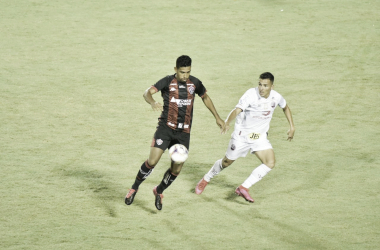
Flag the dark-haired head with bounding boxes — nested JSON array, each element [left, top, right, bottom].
[[260, 72, 274, 83], [176, 55, 192, 68]]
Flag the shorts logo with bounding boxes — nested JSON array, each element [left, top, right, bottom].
[[188, 85, 195, 95], [156, 139, 163, 145], [170, 87, 176, 91], [231, 144, 236, 150]]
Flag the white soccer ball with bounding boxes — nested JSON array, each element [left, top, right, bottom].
[[168, 144, 189, 164]]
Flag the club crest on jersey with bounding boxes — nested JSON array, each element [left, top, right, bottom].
[[271, 102, 275, 108], [188, 85, 195, 94]]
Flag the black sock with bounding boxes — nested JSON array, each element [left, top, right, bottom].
[[132, 160, 154, 190], [156, 169, 178, 194]]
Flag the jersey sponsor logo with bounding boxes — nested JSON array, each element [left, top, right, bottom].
[[168, 122, 175, 127], [178, 123, 183, 128], [179, 85, 186, 88], [170, 87, 177, 91], [188, 85, 195, 94], [252, 116, 271, 120], [156, 139, 163, 145], [170, 97, 192, 107]]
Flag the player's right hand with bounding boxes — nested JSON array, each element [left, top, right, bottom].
[[151, 101, 163, 112], [287, 127, 295, 141], [221, 123, 230, 134]]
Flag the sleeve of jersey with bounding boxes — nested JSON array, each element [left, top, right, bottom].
[[278, 94, 287, 109], [235, 89, 252, 111], [153, 76, 169, 92], [195, 80, 207, 98]]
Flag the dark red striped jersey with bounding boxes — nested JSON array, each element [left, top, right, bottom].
[[152, 74, 207, 133]]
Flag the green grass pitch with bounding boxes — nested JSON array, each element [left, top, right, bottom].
[[1, 0, 379, 249]]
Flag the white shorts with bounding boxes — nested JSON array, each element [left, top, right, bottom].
[[225, 133, 273, 161]]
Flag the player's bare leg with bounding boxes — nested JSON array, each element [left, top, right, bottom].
[[254, 148, 275, 169], [147, 146, 165, 166], [125, 147, 164, 205]]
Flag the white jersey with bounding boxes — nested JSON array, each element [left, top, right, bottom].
[[233, 87, 286, 142]]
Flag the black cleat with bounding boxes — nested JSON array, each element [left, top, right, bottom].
[[125, 189, 138, 205], [153, 186, 164, 210]]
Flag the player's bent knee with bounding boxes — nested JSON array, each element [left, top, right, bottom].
[[147, 159, 159, 167], [265, 161, 275, 169], [222, 157, 234, 168]]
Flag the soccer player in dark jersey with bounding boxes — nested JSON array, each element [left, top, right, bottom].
[[125, 55, 225, 210]]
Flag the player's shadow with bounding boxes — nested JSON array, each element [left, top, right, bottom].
[[55, 167, 121, 217], [131, 199, 159, 214]]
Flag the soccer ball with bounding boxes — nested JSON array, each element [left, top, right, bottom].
[[168, 144, 189, 164]]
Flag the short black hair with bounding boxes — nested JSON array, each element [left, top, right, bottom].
[[176, 55, 192, 68], [260, 72, 274, 83]]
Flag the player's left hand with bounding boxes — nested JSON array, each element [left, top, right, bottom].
[[287, 127, 295, 141]]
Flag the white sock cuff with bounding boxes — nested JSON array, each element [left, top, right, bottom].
[[241, 164, 271, 189], [260, 164, 272, 173]]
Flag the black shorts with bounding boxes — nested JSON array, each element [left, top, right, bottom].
[[151, 123, 190, 151]]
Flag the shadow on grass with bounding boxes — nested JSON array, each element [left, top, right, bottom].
[[131, 198, 159, 214], [55, 167, 122, 217]]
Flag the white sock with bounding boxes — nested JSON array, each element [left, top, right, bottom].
[[242, 164, 272, 189], [204, 159, 223, 182]]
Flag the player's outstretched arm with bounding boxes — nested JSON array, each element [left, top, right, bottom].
[[143, 86, 163, 112], [201, 93, 225, 132], [222, 108, 242, 134], [282, 104, 295, 141]]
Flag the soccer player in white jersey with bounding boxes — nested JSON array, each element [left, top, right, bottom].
[[195, 72, 295, 202]]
